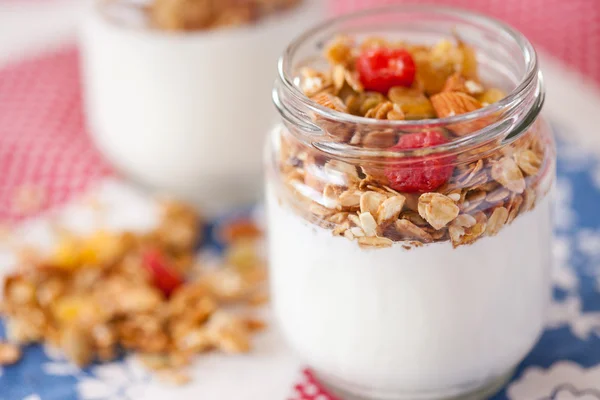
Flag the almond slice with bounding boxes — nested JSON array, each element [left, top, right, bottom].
[[395, 219, 433, 243], [338, 190, 362, 209], [358, 212, 378, 237], [377, 195, 406, 225], [311, 92, 347, 113], [360, 192, 387, 216], [322, 184, 342, 209], [332, 65, 347, 92], [486, 207, 509, 236], [347, 213, 361, 227], [358, 236, 393, 249]]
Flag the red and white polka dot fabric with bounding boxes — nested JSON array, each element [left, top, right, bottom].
[[0, 48, 111, 223]]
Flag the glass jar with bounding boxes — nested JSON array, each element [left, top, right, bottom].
[[265, 6, 555, 400], [80, 0, 324, 214]]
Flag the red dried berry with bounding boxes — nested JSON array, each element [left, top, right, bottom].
[[385, 131, 455, 193], [141, 248, 183, 296], [357, 48, 416, 94]]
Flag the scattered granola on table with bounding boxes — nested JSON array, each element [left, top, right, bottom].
[[0, 201, 267, 384], [279, 35, 553, 248]]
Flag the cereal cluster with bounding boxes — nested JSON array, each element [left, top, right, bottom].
[[0, 201, 267, 384], [278, 35, 551, 248], [151, 0, 302, 31]]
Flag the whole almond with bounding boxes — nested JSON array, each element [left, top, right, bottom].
[[430, 92, 482, 119], [430, 92, 487, 136]]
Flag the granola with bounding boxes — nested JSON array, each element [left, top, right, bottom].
[[277, 35, 552, 249], [150, 0, 302, 31], [0, 341, 21, 366], [0, 201, 267, 384]]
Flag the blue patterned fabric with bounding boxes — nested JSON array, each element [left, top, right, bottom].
[[2, 134, 600, 400]]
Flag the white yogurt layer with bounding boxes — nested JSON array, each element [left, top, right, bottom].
[[80, 1, 324, 214], [267, 190, 552, 397]]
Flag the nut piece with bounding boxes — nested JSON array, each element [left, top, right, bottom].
[[514, 149, 542, 176], [4, 317, 45, 344], [449, 212, 487, 247], [300, 68, 332, 97], [365, 102, 404, 120], [332, 64, 347, 92], [338, 190, 362, 209], [523, 187, 537, 212], [491, 157, 526, 194], [442, 72, 468, 93], [151, 0, 301, 32], [61, 325, 93, 367], [152, 0, 214, 31], [309, 202, 335, 217], [507, 194, 524, 224], [323, 184, 342, 209], [0, 341, 21, 366], [377, 195, 406, 225], [486, 207, 509, 236], [430, 92, 484, 136], [325, 35, 354, 65], [362, 130, 398, 148], [332, 65, 364, 94], [4, 277, 36, 305], [344, 69, 364, 92], [206, 311, 250, 354], [418, 193, 460, 230], [312, 92, 347, 113], [358, 212, 378, 237], [388, 87, 436, 119], [430, 92, 482, 118], [357, 236, 393, 249], [360, 192, 387, 216], [324, 160, 359, 184], [395, 219, 433, 243]]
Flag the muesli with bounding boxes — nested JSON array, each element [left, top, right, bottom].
[[150, 0, 302, 31], [279, 35, 549, 248], [0, 201, 267, 384]]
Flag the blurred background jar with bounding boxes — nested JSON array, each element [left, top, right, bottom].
[[80, 0, 325, 215]]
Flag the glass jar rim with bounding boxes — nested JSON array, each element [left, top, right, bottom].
[[275, 5, 543, 158]]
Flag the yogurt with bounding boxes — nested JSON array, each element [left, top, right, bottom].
[[80, 0, 325, 214], [267, 189, 552, 398]]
